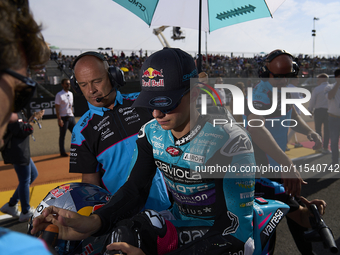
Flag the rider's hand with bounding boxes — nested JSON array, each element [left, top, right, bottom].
[[31, 206, 102, 240], [300, 196, 327, 215], [307, 132, 322, 151], [106, 242, 146, 255]]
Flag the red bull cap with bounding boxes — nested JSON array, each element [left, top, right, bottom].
[[133, 47, 198, 111]]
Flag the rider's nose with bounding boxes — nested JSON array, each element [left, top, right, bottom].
[[152, 109, 165, 118]]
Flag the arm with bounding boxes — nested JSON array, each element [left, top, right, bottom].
[[287, 196, 326, 228], [247, 114, 293, 167], [290, 107, 322, 150], [32, 133, 158, 240], [8, 112, 33, 138], [55, 104, 64, 127], [308, 89, 317, 113], [106, 243, 145, 255], [247, 113, 305, 197], [93, 134, 158, 236], [327, 82, 340, 100], [82, 172, 101, 186], [221, 141, 255, 244]]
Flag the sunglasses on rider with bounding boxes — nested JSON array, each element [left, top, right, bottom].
[[2, 69, 37, 112], [268, 70, 296, 79], [156, 88, 191, 114]]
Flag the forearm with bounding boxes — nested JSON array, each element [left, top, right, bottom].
[[55, 105, 61, 120], [82, 173, 101, 186], [328, 83, 340, 99], [291, 108, 315, 136], [93, 139, 157, 236], [247, 117, 292, 166], [93, 176, 153, 236], [287, 206, 311, 228], [253, 129, 291, 165]]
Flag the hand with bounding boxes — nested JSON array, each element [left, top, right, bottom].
[[30, 206, 101, 240], [58, 119, 64, 127], [300, 196, 327, 216], [281, 169, 307, 197], [9, 113, 18, 123], [106, 242, 146, 255], [29, 110, 45, 123], [35, 110, 45, 120], [307, 132, 322, 150], [198, 72, 208, 85]]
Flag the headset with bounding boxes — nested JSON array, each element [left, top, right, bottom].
[[70, 51, 126, 97], [258, 49, 299, 78]]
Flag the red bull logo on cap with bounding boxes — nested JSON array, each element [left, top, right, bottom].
[[141, 67, 164, 87]]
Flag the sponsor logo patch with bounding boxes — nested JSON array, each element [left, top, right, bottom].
[[166, 146, 182, 156], [183, 153, 205, 163]]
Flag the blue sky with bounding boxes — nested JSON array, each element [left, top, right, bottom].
[[29, 0, 340, 57]]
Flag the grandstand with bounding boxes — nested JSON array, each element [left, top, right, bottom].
[[28, 49, 339, 119]]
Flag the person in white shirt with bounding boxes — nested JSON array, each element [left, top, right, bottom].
[[55, 78, 76, 157], [324, 69, 340, 167], [308, 73, 331, 154]]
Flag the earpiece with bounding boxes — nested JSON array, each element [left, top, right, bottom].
[[70, 51, 126, 95]]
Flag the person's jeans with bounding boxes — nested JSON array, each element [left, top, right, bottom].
[[59, 116, 76, 154], [328, 116, 340, 164], [9, 158, 38, 213], [314, 108, 329, 149]]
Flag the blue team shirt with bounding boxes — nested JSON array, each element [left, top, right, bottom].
[[70, 91, 170, 211]]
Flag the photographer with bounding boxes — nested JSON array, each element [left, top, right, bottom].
[[1, 109, 44, 222]]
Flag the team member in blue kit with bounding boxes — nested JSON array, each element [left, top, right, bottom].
[[69, 51, 170, 211], [32, 48, 257, 255], [245, 49, 326, 255]]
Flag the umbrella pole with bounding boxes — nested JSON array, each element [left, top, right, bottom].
[[197, 0, 202, 73]]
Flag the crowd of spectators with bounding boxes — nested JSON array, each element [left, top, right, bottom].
[[49, 50, 340, 82]]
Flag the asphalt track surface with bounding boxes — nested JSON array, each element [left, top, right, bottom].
[[0, 118, 339, 255]]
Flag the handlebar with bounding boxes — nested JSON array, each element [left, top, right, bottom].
[[304, 204, 338, 253]]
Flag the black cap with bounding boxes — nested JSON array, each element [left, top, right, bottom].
[[132, 48, 198, 110]]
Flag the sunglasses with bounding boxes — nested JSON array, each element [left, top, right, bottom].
[[154, 88, 191, 114], [2, 69, 37, 112], [268, 70, 296, 79]]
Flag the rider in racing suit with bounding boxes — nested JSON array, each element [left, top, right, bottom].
[[93, 48, 256, 254]]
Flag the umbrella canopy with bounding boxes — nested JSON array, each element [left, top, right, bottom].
[[112, 0, 284, 32], [112, 0, 285, 71], [120, 67, 129, 72]]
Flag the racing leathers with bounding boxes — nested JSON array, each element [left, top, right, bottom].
[[69, 91, 170, 211], [94, 107, 256, 254]]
